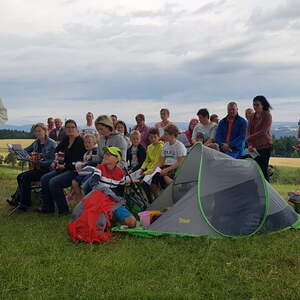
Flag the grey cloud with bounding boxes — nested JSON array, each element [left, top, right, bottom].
[[249, 0, 300, 31], [192, 0, 227, 15]]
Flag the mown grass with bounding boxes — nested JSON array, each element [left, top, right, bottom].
[[1, 166, 300, 300]]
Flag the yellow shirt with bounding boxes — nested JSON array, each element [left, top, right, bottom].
[[141, 141, 164, 175]]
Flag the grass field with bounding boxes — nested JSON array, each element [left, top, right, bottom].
[[270, 157, 300, 168], [1, 166, 300, 299]]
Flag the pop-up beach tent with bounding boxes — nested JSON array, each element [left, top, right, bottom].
[[114, 142, 300, 237]]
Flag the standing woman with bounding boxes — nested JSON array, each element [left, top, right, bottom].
[[13, 123, 56, 209], [39, 120, 85, 215], [247, 95, 273, 181]]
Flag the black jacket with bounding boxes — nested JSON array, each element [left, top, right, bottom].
[[56, 136, 85, 170], [126, 144, 146, 172]]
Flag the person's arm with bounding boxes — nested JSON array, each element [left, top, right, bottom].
[[191, 126, 198, 144], [247, 113, 272, 143], [160, 156, 184, 175], [65, 138, 85, 170], [204, 125, 217, 146], [132, 145, 146, 172], [39, 140, 57, 168], [229, 119, 247, 150], [215, 120, 225, 146]]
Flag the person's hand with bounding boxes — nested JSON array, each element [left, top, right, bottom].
[[51, 161, 57, 169], [222, 144, 233, 152], [248, 145, 254, 152], [75, 162, 83, 172], [128, 169, 133, 174], [85, 155, 92, 161], [56, 163, 65, 170], [160, 168, 168, 176]]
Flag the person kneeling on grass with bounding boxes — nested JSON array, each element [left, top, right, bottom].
[[151, 124, 187, 197], [67, 146, 136, 243]]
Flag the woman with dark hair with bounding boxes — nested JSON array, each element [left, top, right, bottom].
[[38, 120, 86, 215], [181, 118, 199, 147], [8, 123, 57, 210], [116, 120, 132, 149], [247, 95, 273, 181]]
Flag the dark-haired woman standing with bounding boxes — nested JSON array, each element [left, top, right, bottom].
[[247, 95, 273, 181], [39, 120, 85, 215]]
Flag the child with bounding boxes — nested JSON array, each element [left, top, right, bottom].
[[139, 128, 164, 176], [151, 124, 187, 196], [126, 130, 146, 173], [68, 147, 136, 243], [71, 134, 98, 201]]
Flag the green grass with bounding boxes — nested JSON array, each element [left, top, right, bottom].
[[1, 167, 300, 300]]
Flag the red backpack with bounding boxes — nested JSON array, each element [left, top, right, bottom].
[[67, 190, 116, 243]]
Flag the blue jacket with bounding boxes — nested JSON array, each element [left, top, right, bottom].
[[25, 136, 57, 169], [215, 115, 247, 158]]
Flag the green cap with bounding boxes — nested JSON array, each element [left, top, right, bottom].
[[103, 146, 122, 161]]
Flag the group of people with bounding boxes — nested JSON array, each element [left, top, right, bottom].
[[11, 95, 274, 240]]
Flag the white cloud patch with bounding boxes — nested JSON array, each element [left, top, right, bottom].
[[0, 0, 299, 124]]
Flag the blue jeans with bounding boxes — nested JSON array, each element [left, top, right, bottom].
[[41, 170, 76, 213]]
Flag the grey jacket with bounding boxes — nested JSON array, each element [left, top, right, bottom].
[[24, 136, 57, 169], [93, 132, 127, 164]]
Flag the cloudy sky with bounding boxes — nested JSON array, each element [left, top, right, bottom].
[[1, 0, 299, 125]]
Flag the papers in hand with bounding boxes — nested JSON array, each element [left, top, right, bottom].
[[125, 169, 143, 182], [143, 167, 161, 185], [247, 148, 260, 159]]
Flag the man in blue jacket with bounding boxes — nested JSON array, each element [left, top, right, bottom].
[[215, 102, 247, 159]]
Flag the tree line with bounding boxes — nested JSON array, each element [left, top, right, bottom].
[[0, 129, 34, 139]]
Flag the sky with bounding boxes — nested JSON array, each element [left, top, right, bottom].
[[0, 0, 299, 125]]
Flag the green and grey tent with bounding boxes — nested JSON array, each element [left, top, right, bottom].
[[114, 142, 300, 238]]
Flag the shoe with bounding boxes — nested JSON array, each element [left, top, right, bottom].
[[6, 199, 18, 207], [35, 207, 54, 214]]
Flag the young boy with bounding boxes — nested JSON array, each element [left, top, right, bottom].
[[68, 147, 136, 243], [126, 130, 146, 173], [152, 124, 187, 196], [71, 134, 98, 201]]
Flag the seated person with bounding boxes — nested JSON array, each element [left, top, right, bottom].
[[10, 123, 57, 210], [152, 124, 187, 196], [215, 102, 247, 159], [139, 128, 164, 176], [192, 108, 218, 146], [71, 134, 98, 201], [126, 130, 146, 174], [68, 146, 136, 243], [39, 120, 86, 215]]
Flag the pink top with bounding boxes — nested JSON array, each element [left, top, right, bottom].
[[247, 111, 272, 149]]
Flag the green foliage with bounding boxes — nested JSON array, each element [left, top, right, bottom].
[[0, 129, 34, 139], [4, 152, 17, 167], [0, 154, 4, 165], [270, 166, 300, 185], [272, 136, 299, 157]]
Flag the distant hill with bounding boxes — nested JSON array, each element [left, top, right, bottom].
[[0, 121, 298, 138]]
